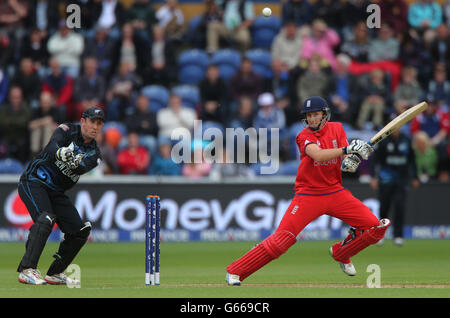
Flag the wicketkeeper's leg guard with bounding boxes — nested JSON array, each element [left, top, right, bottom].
[[227, 230, 296, 281], [331, 219, 390, 264], [47, 222, 91, 276], [17, 212, 56, 272]]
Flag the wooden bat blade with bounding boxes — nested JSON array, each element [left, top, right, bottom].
[[369, 102, 428, 146]]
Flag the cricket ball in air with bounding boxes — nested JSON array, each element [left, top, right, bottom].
[[262, 7, 272, 17]]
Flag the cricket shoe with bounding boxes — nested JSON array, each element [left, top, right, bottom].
[[329, 247, 357, 276], [18, 268, 47, 285], [226, 273, 241, 286], [45, 272, 80, 286]]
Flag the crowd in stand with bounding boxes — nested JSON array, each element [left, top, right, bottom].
[[0, 0, 449, 182]]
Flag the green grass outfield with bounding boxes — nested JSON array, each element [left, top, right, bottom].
[[1, 240, 450, 298]]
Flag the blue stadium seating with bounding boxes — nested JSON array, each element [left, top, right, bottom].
[[0, 158, 24, 174], [172, 85, 200, 109], [178, 49, 210, 84], [141, 85, 170, 112], [251, 15, 282, 49], [246, 49, 272, 78], [210, 49, 242, 80]]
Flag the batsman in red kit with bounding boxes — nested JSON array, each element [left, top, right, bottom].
[[226, 96, 391, 285]]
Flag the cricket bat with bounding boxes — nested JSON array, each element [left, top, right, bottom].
[[369, 101, 428, 146]]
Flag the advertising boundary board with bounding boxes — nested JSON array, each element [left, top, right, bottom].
[[1, 177, 449, 242]]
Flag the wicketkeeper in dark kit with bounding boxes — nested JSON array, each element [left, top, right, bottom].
[[17, 106, 105, 285]]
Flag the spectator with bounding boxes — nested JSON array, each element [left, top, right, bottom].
[[312, 0, 345, 33], [229, 96, 254, 129], [329, 54, 359, 124], [229, 57, 263, 104], [428, 24, 450, 71], [340, 21, 371, 63], [368, 23, 400, 62], [157, 94, 197, 139], [296, 57, 331, 106], [125, 94, 158, 154], [95, 129, 120, 175], [41, 57, 73, 121], [253, 92, 286, 131], [105, 60, 142, 121], [271, 20, 304, 71], [20, 28, 49, 76], [0, 31, 15, 69], [0, 0, 28, 33], [399, 30, 433, 88], [412, 130, 439, 182], [47, 20, 84, 78], [408, 0, 443, 31], [91, 0, 127, 32], [356, 69, 391, 130], [0, 68, 8, 105], [281, 0, 313, 27], [28, 91, 60, 157], [194, 0, 222, 49], [443, 0, 450, 28], [379, 0, 409, 36], [300, 19, 340, 70], [427, 62, 450, 107], [73, 57, 106, 120], [82, 25, 117, 81], [126, 0, 157, 42], [410, 99, 449, 171], [156, 0, 185, 42], [199, 64, 228, 120], [117, 131, 150, 175], [144, 25, 177, 87], [209, 149, 254, 179], [394, 66, 423, 115], [182, 147, 212, 179], [10, 57, 41, 108], [26, 0, 60, 36], [0, 86, 31, 162], [264, 58, 290, 111], [149, 137, 182, 176], [114, 22, 147, 75], [206, 0, 254, 53], [340, 0, 372, 40]]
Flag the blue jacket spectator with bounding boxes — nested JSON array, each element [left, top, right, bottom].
[[149, 138, 182, 176], [408, 0, 442, 29]]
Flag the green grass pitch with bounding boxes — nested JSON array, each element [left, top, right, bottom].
[[1, 240, 450, 298]]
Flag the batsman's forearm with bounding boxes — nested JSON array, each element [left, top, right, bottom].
[[313, 148, 344, 162]]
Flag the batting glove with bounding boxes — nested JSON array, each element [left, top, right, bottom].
[[56, 142, 75, 162], [67, 153, 84, 170], [341, 154, 361, 173], [342, 139, 374, 160]]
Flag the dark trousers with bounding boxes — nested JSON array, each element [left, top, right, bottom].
[[378, 182, 406, 238], [17, 180, 85, 271]]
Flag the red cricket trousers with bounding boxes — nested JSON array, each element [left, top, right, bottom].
[[277, 189, 379, 236]]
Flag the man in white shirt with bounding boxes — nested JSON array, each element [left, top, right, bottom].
[[47, 21, 84, 78], [157, 94, 197, 139]]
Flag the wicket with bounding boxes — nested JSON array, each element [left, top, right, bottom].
[[145, 195, 160, 285]]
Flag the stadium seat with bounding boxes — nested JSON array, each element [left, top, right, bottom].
[[178, 49, 210, 84], [251, 15, 282, 49], [141, 85, 170, 112], [0, 158, 24, 174], [210, 49, 242, 80], [172, 85, 200, 109], [246, 49, 272, 78]]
